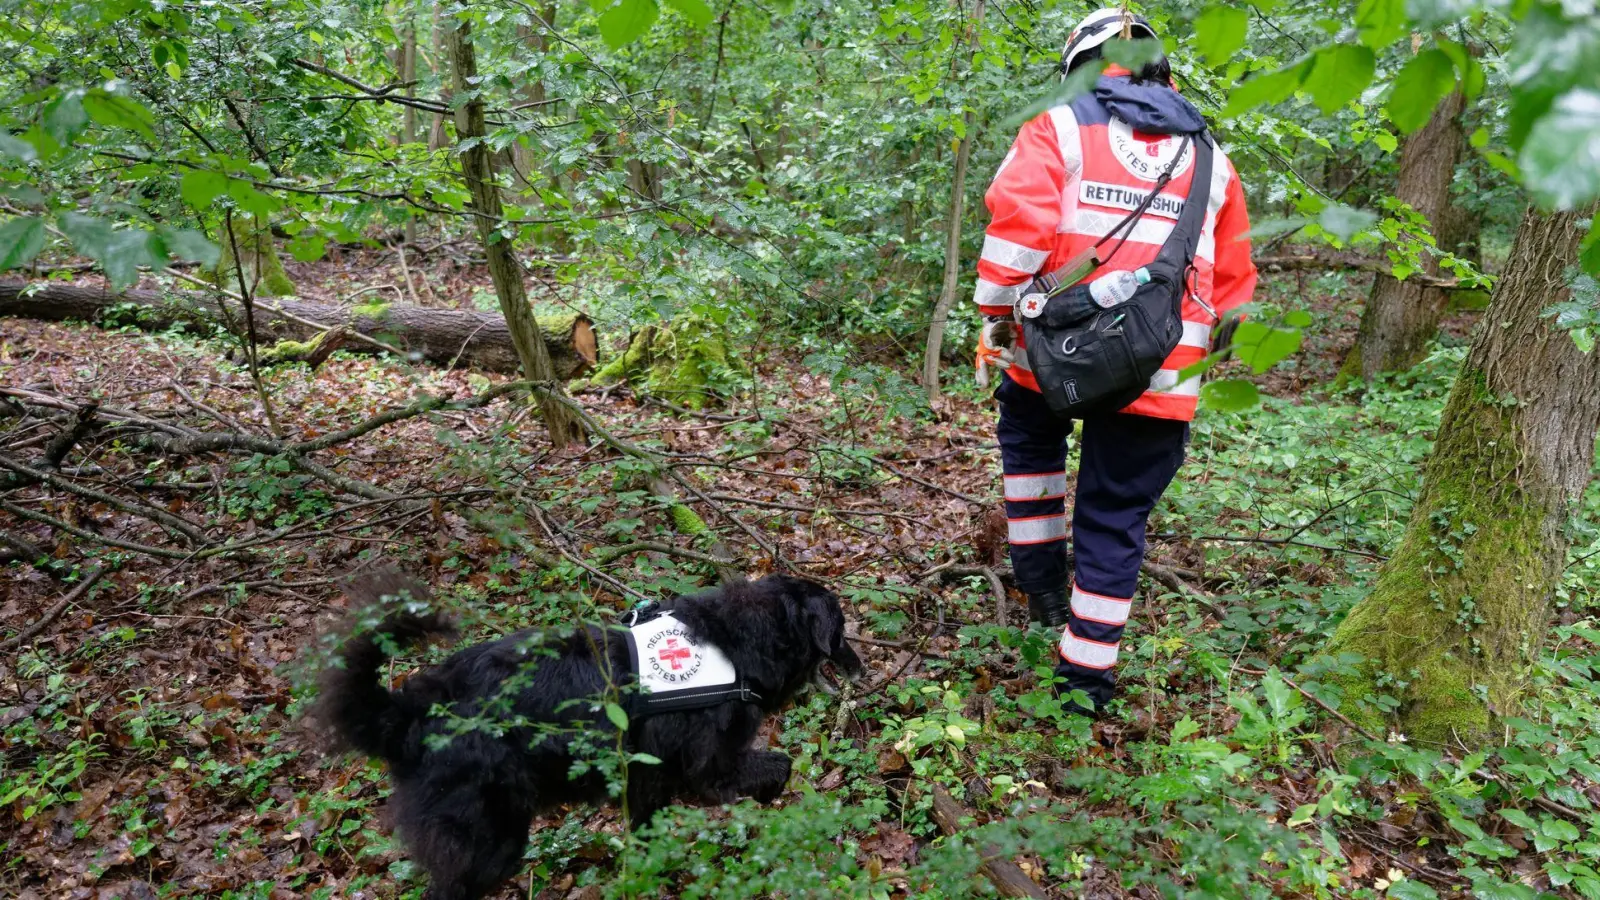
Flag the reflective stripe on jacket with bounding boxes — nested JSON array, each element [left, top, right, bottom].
[[974, 77, 1257, 422]]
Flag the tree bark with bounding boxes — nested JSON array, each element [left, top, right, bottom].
[[399, 3, 419, 244], [0, 282, 597, 377], [1339, 90, 1467, 382], [512, 2, 557, 190], [1321, 205, 1600, 745], [446, 15, 582, 447], [427, 1, 449, 151], [921, 0, 985, 406]]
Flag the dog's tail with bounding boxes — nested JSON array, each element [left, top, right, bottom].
[[313, 570, 455, 764]]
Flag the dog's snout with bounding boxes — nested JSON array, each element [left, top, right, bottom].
[[832, 641, 865, 679]]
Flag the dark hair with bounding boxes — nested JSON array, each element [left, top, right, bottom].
[[1064, 43, 1173, 85]]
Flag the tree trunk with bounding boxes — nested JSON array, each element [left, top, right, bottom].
[[921, 0, 985, 406], [427, 1, 449, 151], [0, 282, 597, 377], [1339, 90, 1466, 382], [512, 2, 556, 190], [400, 7, 419, 244], [1321, 205, 1600, 745], [446, 15, 581, 447], [209, 214, 295, 297]]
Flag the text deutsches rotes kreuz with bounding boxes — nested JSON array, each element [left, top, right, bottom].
[[644, 628, 703, 684]]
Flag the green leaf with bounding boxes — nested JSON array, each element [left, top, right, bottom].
[[1195, 6, 1248, 65], [0, 216, 46, 270], [598, 0, 659, 48], [630, 752, 662, 765], [1303, 44, 1376, 115], [1224, 59, 1308, 117], [1355, 0, 1406, 47], [180, 170, 230, 210], [1372, 131, 1398, 152], [1283, 309, 1314, 328], [227, 179, 281, 217], [1103, 38, 1165, 72], [1504, 6, 1600, 149], [58, 213, 166, 289], [1170, 715, 1200, 741], [662, 0, 712, 27], [1498, 808, 1539, 831], [1387, 49, 1457, 134], [1387, 880, 1440, 900], [1581, 218, 1600, 275], [604, 702, 629, 730], [1199, 378, 1260, 412], [1004, 61, 1106, 128], [0, 131, 37, 163], [1521, 90, 1600, 211], [1287, 803, 1317, 826], [159, 226, 220, 268], [42, 89, 89, 144], [1544, 818, 1583, 843], [1233, 321, 1303, 373], [1436, 39, 1485, 98], [82, 89, 157, 141], [1318, 203, 1377, 242], [1261, 667, 1302, 719]]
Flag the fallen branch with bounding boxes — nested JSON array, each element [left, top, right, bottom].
[[0, 565, 108, 653], [590, 540, 736, 568], [929, 785, 1049, 900], [1254, 250, 1482, 290]]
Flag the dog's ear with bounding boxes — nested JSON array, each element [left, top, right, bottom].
[[799, 582, 843, 656]]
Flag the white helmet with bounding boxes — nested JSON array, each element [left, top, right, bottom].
[[1060, 7, 1158, 75]]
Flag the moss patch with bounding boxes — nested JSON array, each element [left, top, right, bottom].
[[590, 319, 738, 409], [210, 215, 296, 298], [350, 301, 390, 321], [1318, 369, 1559, 745]]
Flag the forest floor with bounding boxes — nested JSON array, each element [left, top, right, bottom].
[[4, 251, 1597, 900]]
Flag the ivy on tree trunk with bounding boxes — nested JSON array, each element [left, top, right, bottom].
[[1321, 204, 1600, 745]]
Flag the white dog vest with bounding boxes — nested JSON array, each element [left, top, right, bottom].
[[624, 609, 761, 713]]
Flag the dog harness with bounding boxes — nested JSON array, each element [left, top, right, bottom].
[[623, 602, 762, 714]]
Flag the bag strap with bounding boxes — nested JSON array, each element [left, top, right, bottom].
[[1026, 129, 1213, 298], [1143, 130, 1213, 287]]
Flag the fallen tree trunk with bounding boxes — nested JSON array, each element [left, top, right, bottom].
[[0, 281, 597, 377]]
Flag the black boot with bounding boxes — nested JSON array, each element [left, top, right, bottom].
[[1027, 590, 1071, 628], [1054, 663, 1115, 719]]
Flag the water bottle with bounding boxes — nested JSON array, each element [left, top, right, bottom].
[[1087, 267, 1151, 308]]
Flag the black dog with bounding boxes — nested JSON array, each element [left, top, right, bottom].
[[313, 572, 863, 900]]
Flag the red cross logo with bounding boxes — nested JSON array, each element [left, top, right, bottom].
[[657, 638, 693, 671], [1133, 129, 1164, 158]]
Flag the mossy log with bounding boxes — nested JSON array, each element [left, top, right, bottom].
[[1319, 206, 1600, 745], [0, 282, 597, 378], [589, 322, 736, 409]]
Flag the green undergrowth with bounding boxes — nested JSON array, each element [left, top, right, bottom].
[[9, 342, 1600, 898]]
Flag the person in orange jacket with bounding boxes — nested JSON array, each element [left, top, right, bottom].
[[973, 8, 1257, 715]]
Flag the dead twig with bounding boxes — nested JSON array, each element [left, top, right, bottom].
[[928, 785, 1049, 899]]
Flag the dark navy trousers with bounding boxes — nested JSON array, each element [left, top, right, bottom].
[[995, 377, 1188, 706]]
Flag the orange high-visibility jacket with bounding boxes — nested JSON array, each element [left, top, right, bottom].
[[974, 76, 1257, 422]]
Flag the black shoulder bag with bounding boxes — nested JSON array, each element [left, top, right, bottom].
[[1020, 130, 1214, 419]]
